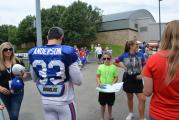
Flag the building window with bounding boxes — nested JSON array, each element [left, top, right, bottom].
[[135, 24, 138, 28], [140, 27, 148, 32]]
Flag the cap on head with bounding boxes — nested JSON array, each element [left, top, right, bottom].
[[47, 27, 64, 40], [12, 64, 25, 76]]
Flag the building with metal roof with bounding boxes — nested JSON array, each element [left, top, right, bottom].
[[96, 9, 160, 45]]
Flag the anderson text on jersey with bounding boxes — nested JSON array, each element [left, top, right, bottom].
[[33, 48, 62, 55]]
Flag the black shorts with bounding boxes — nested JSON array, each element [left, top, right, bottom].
[[97, 54, 102, 60], [123, 74, 143, 93], [98, 92, 115, 106]]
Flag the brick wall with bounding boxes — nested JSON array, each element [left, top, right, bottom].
[[96, 29, 138, 45]]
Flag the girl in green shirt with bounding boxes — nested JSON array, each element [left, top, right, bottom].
[[96, 53, 118, 120]]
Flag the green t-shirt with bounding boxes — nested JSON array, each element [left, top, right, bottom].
[[97, 64, 118, 84]]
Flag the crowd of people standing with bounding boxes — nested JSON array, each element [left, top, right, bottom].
[[0, 20, 179, 120], [95, 20, 179, 120]]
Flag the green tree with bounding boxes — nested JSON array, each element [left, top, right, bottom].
[[41, 5, 66, 41], [0, 25, 17, 44], [0, 25, 9, 43], [8, 25, 18, 44], [17, 15, 36, 45], [60, 1, 102, 47]]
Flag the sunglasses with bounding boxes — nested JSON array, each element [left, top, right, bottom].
[[103, 57, 111, 61], [3, 48, 13, 52]]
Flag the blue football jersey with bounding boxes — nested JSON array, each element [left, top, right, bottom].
[[28, 45, 78, 84]]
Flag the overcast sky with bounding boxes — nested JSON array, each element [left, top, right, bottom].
[[0, 0, 179, 26]]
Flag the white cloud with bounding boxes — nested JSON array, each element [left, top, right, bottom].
[[0, 0, 35, 26], [0, 0, 179, 26]]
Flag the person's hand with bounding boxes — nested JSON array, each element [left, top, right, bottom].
[[136, 74, 142, 80], [19, 71, 27, 80], [96, 82, 100, 87], [123, 66, 127, 71], [0, 104, 5, 110], [112, 78, 118, 84], [0, 87, 11, 95]]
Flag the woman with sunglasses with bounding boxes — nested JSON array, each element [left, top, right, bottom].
[[0, 42, 27, 120], [114, 40, 146, 120], [96, 53, 118, 120]]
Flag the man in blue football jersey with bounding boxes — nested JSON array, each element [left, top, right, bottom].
[[28, 27, 83, 120]]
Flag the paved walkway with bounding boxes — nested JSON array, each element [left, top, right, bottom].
[[2, 62, 150, 120]]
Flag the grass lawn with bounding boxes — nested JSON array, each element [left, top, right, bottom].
[[89, 44, 124, 58], [102, 44, 124, 57]]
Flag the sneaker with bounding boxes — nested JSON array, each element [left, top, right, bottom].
[[126, 113, 134, 120]]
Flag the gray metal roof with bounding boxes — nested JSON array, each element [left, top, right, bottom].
[[102, 9, 155, 22]]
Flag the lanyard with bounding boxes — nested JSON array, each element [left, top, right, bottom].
[[129, 54, 140, 73], [6, 66, 12, 78]]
